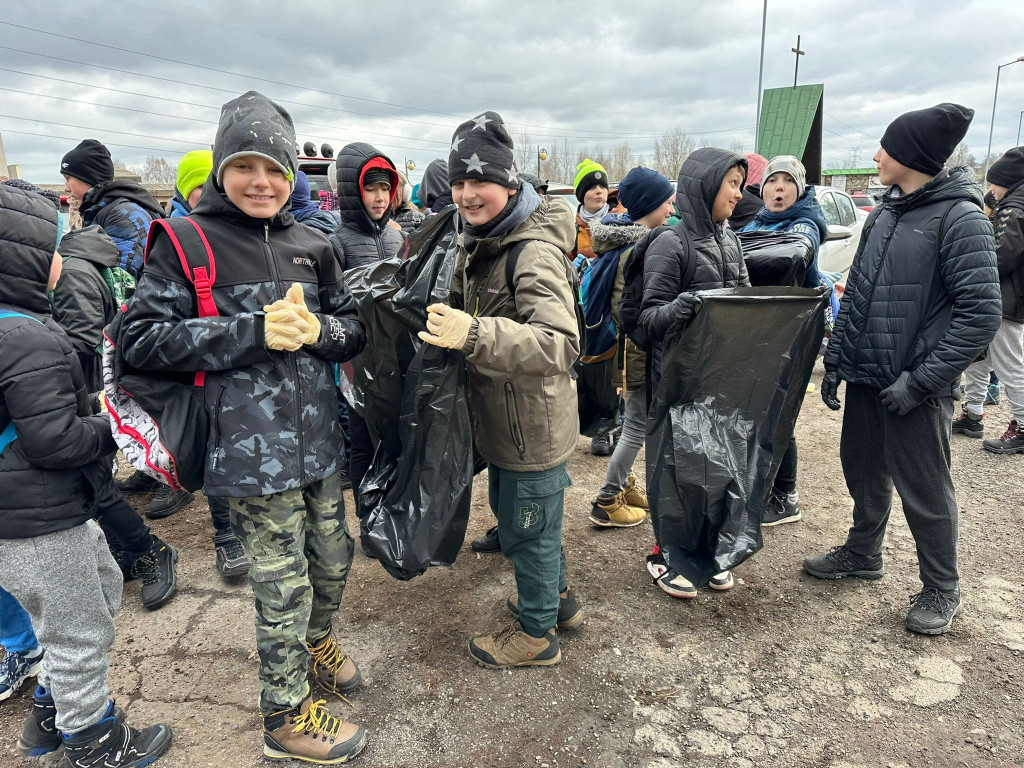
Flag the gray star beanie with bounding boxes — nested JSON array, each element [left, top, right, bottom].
[[448, 111, 520, 189], [213, 90, 297, 189]]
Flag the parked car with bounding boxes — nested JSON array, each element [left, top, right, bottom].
[[815, 187, 866, 278], [849, 193, 877, 212]]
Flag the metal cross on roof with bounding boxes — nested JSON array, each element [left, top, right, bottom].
[[792, 35, 805, 88]]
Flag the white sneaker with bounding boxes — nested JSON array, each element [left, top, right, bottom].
[[709, 570, 734, 591], [657, 570, 697, 599]]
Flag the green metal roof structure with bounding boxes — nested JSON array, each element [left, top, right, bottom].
[[821, 168, 876, 176], [756, 84, 824, 183]]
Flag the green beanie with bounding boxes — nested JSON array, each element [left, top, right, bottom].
[[176, 150, 214, 200], [574, 158, 609, 203]]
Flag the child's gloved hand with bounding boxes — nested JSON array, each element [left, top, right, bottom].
[[417, 303, 473, 349], [263, 283, 321, 346], [264, 308, 309, 351]]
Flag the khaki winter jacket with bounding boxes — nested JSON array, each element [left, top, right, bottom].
[[453, 199, 580, 472]]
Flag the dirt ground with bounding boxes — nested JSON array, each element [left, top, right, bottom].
[[2, 359, 1022, 768]]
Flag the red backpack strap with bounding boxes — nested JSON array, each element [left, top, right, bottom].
[[146, 218, 219, 386]]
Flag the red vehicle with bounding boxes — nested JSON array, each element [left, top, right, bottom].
[[849, 193, 877, 212], [296, 142, 337, 201]]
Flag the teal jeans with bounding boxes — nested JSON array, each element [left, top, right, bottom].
[[488, 463, 571, 637]]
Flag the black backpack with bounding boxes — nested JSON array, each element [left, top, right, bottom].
[[504, 240, 587, 357], [618, 222, 695, 348]]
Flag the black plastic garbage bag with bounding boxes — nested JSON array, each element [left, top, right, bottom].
[[737, 231, 814, 287], [647, 286, 828, 587], [575, 357, 622, 438], [344, 209, 474, 580]]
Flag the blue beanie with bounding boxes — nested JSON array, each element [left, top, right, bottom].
[[617, 167, 674, 221]]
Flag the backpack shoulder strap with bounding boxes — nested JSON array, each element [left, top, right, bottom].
[[669, 222, 697, 290], [146, 218, 218, 386], [146, 218, 219, 319], [504, 240, 532, 297]]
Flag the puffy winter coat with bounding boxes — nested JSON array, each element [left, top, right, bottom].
[[0, 185, 117, 539], [824, 168, 1000, 396], [119, 176, 366, 498], [328, 143, 405, 271], [993, 180, 1024, 321], [739, 186, 829, 287], [50, 225, 119, 392], [393, 204, 424, 236], [639, 148, 751, 386], [589, 215, 650, 391], [452, 198, 581, 472], [80, 179, 164, 277]]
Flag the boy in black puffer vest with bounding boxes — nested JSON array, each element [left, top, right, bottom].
[[0, 183, 173, 766], [809, 103, 1000, 636]]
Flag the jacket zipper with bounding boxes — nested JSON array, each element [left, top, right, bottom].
[[264, 223, 306, 484], [853, 214, 900, 372], [504, 382, 527, 459], [373, 229, 385, 261]]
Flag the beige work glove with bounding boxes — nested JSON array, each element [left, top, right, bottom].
[[263, 283, 321, 348], [417, 303, 473, 350]]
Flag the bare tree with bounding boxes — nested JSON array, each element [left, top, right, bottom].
[[510, 130, 538, 178], [652, 127, 695, 178], [138, 156, 177, 184], [944, 141, 975, 170], [729, 138, 746, 156]]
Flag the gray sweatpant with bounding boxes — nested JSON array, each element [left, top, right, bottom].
[[0, 521, 122, 734], [840, 384, 959, 591], [964, 318, 1024, 421], [600, 389, 647, 497]]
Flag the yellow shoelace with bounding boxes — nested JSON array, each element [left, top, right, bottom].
[[291, 699, 342, 740], [309, 635, 348, 677]]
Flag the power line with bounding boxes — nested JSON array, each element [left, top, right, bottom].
[[0, 126, 183, 156], [0, 21, 663, 140]]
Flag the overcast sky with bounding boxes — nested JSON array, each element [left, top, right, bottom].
[[2, 0, 1023, 184]]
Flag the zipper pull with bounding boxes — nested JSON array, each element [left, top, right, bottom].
[[263, 224, 269, 243]]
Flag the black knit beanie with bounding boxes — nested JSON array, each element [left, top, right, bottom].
[[880, 103, 974, 176], [60, 139, 115, 187], [987, 146, 1024, 188], [448, 111, 520, 189], [362, 167, 392, 187]]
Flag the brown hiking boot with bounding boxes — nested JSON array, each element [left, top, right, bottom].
[[263, 695, 366, 764], [589, 491, 646, 528], [622, 473, 649, 510], [308, 632, 362, 699], [468, 622, 560, 669]]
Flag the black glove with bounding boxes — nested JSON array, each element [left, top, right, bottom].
[[821, 371, 841, 411], [880, 371, 926, 416], [671, 292, 702, 325]]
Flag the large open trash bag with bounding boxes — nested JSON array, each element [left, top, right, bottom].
[[737, 231, 814, 287], [647, 286, 828, 586], [345, 209, 474, 580]]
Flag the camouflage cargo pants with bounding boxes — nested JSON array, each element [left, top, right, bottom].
[[228, 472, 354, 712]]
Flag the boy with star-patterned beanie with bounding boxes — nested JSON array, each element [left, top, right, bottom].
[[419, 111, 583, 669]]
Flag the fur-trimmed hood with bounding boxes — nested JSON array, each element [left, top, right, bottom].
[[589, 214, 650, 255]]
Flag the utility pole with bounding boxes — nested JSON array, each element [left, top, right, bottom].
[[754, 0, 768, 153]]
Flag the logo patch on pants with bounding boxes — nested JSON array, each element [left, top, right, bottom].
[[517, 502, 541, 529]]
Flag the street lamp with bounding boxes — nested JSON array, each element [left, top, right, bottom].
[[984, 56, 1024, 183], [403, 158, 416, 176], [537, 147, 547, 175], [1017, 110, 1024, 147]]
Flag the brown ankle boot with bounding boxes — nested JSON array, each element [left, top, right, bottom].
[[263, 695, 366, 764], [589, 492, 646, 528], [308, 632, 362, 699], [468, 622, 560, 669], [622, 473, 649, 510]]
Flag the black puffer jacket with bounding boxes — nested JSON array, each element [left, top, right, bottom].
[[328, 143, 405, 271], [824, 168, 1000, 396], [639, 148, 750, 385], [0, 185, 116, 539], [51, 225, 119, 392], [119, 176, 366, 498], [993, 180, 1024, 321]]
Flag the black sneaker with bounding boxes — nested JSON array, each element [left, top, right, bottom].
[[471, 526, 501, 554], [803, 545, 884, 580], [645, 546, 668, 579], [61, 701, 172, 768], [131, 539, 178, 610], [16, 686, 60, 757], [144, 487, 194, 520], [212, 531, 250, 578], [115, 470, 159, 495], [983, 419, 1024, 454], [906, 586, 962, 635], [762, 489, 802, 527], [951, 407, 984, 438], [590, 433, 613, 456], [109, 549, 138, 582], [507, 588, 584, 629]]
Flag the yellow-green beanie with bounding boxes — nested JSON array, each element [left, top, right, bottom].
[[176, 150, 214, 199], [574, 158, 609, 203]]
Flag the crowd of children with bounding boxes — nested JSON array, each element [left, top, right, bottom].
[[0, 89, 1019, 765]]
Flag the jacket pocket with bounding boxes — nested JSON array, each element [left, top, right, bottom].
[[504, 382, 527, 459], [206, 381, 228, 476]]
